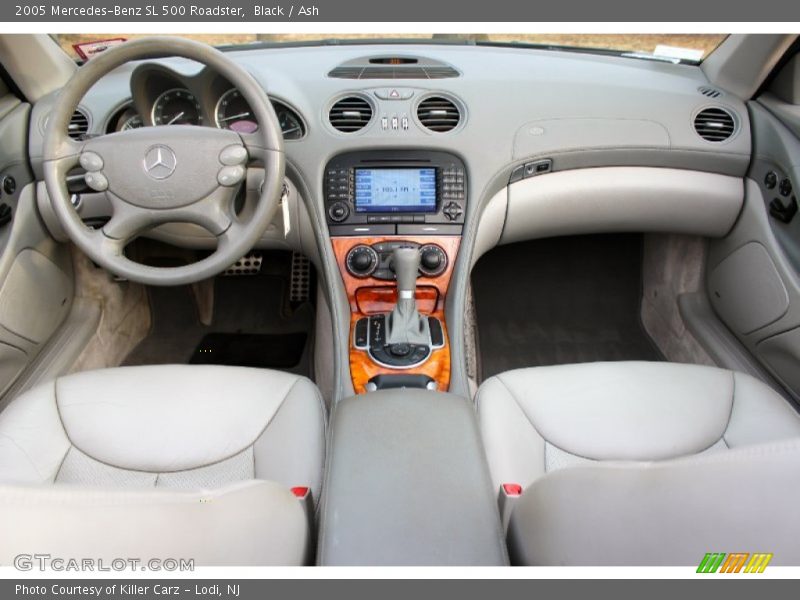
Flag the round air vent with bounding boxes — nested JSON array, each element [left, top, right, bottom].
[[67, 108, 90, 139], [417, 96, 461, 133], [328, 96, 373, 133], [693, 107, 736, 143]]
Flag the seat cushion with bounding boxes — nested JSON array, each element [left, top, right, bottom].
[[477, 361, 800, 491], [507, 439, 800, 565], [0, 365, 326, 498], [0, 480, 309, 566]]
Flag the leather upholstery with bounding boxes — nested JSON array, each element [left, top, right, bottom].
[[0, 365, 326, 566], [477, 361, 800, 491], [0, 480, 309, 566], [0, 364, 326, 494], [477, 361, 800, 565], [508, 440, 800, 565], [318, 390, 508, 566]]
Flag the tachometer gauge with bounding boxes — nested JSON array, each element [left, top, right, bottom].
[[215, 88, 258, 134], [120, 114, 143, 131], [276, 106, 304, 140], [152, 88, 202, 126]]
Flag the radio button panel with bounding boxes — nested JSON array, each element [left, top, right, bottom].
[[324, 150, 467, 235]]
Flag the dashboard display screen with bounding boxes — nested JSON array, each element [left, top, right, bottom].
[[354, 168, 437, 212]]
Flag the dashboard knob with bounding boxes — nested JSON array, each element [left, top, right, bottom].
[[353, 252, 372, 271], [418, 244, 447, 276], [346, 245, 378, 278], [328, 201, 350, 222], [421, 248, 442, 271]]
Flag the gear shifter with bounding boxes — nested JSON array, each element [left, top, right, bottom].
[[386, 246, 431, 347]]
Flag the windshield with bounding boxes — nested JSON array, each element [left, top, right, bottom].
[[55, 34, 727, 64]]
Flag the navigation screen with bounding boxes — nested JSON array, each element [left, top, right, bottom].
[[354, 168, 437, 212]]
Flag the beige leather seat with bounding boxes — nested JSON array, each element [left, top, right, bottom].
[[477, 361, 800, 565], [0, 365, 326, 565]]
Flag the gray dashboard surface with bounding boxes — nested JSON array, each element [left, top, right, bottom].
[[29, 44, 751, 174], [27, 43, 753, 400]]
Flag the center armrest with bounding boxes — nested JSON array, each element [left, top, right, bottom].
[[317, 389, 508, 566]]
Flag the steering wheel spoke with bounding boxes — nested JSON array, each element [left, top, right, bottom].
[[181, 187, 237, 236]]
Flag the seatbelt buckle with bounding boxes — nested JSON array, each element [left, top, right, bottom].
[[291, 486, 314, 524], [498, 483, 523, 532], [291, 486, 314, 563]]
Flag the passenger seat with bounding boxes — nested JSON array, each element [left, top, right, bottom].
[[477, 361, 800, 565]]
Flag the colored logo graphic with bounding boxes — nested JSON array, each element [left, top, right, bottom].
[[697, 553, 773, 573]]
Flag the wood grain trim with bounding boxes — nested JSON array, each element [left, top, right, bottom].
[[355, 286, 439, 315], [332, 236, 460, 394]]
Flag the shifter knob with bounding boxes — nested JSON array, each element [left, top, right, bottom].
[[392, 246, 420, 298]]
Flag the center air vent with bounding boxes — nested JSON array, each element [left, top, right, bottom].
[[68, 108, 90, 139], [693, 107, 736, 142], [416, 96, 461, 133], [329, 96, 373, 133]]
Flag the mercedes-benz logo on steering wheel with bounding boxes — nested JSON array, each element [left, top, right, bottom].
[[143, 145, 177, 180]]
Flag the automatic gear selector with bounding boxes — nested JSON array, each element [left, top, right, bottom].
[[353, 246, 445, 368]]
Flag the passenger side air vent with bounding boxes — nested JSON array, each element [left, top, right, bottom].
[[698, 86, 723, 98], [329, 96, 373, 133], [68, 108, 90, 139], [416, 96, 461, 133], [693, 107, 736, 142]]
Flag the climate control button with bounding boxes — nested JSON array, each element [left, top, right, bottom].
[[346, 244, 379, 278], [418, 244, 447, 277]]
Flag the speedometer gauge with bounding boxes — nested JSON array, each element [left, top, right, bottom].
[[152, 88, 203, 126], [215, 88, 258, 134]]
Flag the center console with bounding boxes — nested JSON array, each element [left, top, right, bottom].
[[325, 150, 466, 394], [318, 389, 507, 565]]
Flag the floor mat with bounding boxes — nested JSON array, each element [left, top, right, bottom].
[[123, 252, 314, 375], [471, 234, 662, 381], [191, 333, 308, 369]]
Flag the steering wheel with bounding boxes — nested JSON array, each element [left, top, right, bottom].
[[42, 36, 285, 286]]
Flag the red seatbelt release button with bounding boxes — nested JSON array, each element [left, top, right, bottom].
[[291, 486, 310, 498]]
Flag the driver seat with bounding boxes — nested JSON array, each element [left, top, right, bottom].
[[0, 364, 326, 565]]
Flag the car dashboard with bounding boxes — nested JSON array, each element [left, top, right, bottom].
[[26, 42, 753, 398]]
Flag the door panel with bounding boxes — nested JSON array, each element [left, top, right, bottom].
[[0, 77, 73, 400], [707, 52, 800, 400]]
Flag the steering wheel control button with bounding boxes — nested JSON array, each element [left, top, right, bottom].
[[84, 172, 108, 192], [79, 152, 104, 172], [217, 165, 246, 187], [219, 145, 248, 166]]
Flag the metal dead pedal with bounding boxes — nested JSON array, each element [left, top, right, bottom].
[[223, 252, 263, 276], [290, 252, 311, 303]]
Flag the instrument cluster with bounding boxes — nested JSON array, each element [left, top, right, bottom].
[[105, 63, 305, 140]]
